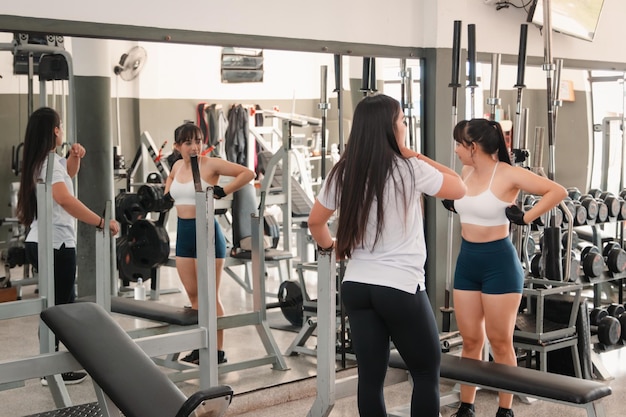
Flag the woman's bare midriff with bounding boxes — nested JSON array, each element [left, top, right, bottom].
[[175, 205, 196, 220], [460, 223, 510, 243]]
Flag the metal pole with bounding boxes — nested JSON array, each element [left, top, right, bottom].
[[334, 54, 345, 154], [319, 66, 330, 180], [487, 53, 501, 120], [190, 154, 219, 387], [442, 20, 462, 333], [467, 24, 478, 118]]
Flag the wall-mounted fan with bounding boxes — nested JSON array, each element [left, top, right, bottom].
[[113, 46, 147, 81], [113, 46, 147, 169]]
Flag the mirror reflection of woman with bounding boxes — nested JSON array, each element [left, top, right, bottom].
[[17, 106, 120, 385], [165, 123, 255, 365]]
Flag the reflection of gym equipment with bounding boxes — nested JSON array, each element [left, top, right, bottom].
[[589, 307, 622, 347], [224, 120, 315, 294], [284, 262, 353, 361], [98, 157, 288, 386], [42, 302, 233, 417], [0, 154, 75, 408], [115, 185, 171, 288], [119, 131, 170, 188]]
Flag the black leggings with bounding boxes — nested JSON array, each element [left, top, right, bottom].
[[342, 281, 441, 417], [25, 242, 77, 305], [26, 242, 77, 351]]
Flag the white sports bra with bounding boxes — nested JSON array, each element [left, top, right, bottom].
[[454, 162, 511, 226], [169, 177, 210, 206]]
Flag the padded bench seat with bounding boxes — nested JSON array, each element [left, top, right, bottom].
[[388, 351, 611, 417], [111, 297, 198, 326], [79, 296, 198, 326]]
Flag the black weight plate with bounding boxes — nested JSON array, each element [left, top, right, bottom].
[[277, 280, 304, 327]]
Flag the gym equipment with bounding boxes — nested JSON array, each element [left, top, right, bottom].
[[571, 200, 588, 226], [580, 195, 599, 223], [41, 302, 233, 417], [599, 191, 620, 219], [137, 183, 173, 213], [126, 219, 170, 269], [387, 351, 612, 417], [277, 280, 304, 327], [115, 191, 147, 226], [318, 65, 330, 180], [606, 303, 625, 317], [567, 187, 582, 201], [514, 278, 584, 379], [578, 244, 605, 280], [441, 19, 462, 333], [602, 242, 626, 273], [618, 311, 626, 341], [589, 308, 621, 346]]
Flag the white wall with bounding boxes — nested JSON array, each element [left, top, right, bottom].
[[2, 0, 624, 64]]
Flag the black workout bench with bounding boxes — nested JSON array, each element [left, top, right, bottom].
[[40, 302, 233, 417], [387, 351, 611, 417]]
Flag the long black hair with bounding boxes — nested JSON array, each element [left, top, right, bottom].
[[453, 118, 511, 164], [325, 94, 413, 258], [17, 107, 61, 226]]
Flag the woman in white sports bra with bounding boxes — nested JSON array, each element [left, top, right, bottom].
[[445, 119, 566, 417], [165, 123, 255, 365]]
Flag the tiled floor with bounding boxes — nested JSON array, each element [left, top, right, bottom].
[[0, 261, 625, 417]]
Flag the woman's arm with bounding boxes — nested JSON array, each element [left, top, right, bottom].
[[65, 143, 86, 178], [52, 182, 119, 234], [208, 158, 255, 194], [164, 161, 179, 194], [509, 165, 567, 224], [308, 200, 335, 250], [401, 148, 467, 200]]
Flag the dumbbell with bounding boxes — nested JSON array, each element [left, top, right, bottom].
[[606, 303, 625, 318], [559, 197, 576, 224], [567, 187, 582, 201], [594, 198, 609, 223], [525, 196, 563, 228], [589, 308, 622, 346], [602, 242, 626, 273], [561, 230, 579, 253], [619, 310, 626, 342], [522, 234, 536, 260], [587, 188, 603, 199], [529, 252, 543, 278], [562, 249, 580, 282], [580, 195, 599, 223], [570, 200, 588, 226], [578, 244, 605, 279], [599, 191, 621, 219], [618, 190, 626, 220]]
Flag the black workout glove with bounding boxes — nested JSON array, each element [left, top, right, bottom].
[[442, 199, 457, 213], [162, 192, 175, 210], [505, 205, 527, 225], [213, 185, 227, 199]]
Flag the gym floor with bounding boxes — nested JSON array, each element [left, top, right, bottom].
[[0, 263, 624, 417]]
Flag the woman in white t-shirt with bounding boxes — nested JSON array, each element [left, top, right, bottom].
[[17, 107, 119, 384], [308, 94, 466, 417]]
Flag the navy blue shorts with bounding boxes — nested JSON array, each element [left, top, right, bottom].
[[176, 218, 226, 259], [453, 237, 524, 294]]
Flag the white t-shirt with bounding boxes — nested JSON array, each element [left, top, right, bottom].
[[26, 153, 77, 249], [317, 156, 443, 294]]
